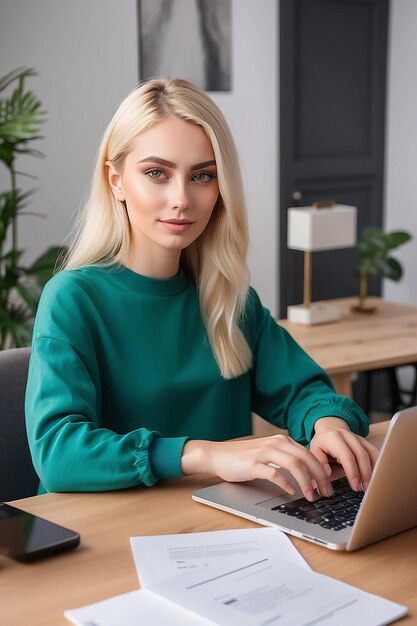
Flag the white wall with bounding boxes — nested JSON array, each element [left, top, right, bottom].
[[0, 0, 279, 314], [0, 0, 138, 281], [384, 0, 417, 305]]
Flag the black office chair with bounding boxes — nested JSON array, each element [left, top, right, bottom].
[[392, 363, 417, 409], [0, 347, 39, 501], [362, 363, 417, 415]]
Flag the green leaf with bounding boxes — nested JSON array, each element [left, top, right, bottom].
[[15, 281, 39, 313], [362, 227, 385, 241], [0, 265, 20, 290], [373, 257, 402, 280], [0, 189, 34, 228], [365, 260, 380, 275], [356, 240, 371, 254], [385, 231, 412, 249], [19, 211, 46, 219], [0, 121, 46, 140], [362, 226, 381, 237], [0, 85, 47, 141], [13, 148, 45, 159], [0, 142, 14, 167], [356, 240, 374, 259], [361, 229, 387, 251], [0, 302, 33, 348], [0, 249, 24, 267], [13, 170, 39, 180], [0, 68, 37, 94], [27, 245, 62, 286]]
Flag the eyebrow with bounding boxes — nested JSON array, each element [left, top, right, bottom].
[[138, 156, 216, 171], [191, 160, 216, 171]]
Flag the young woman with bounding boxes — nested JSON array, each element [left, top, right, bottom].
[[25, 78, 378, 498]]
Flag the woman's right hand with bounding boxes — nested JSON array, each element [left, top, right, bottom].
[[180, 435, 334, 502]]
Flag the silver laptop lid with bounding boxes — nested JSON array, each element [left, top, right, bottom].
[[346, 407, 417, 551]]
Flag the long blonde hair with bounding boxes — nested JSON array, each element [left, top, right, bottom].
[[63, 78, 252, 378]]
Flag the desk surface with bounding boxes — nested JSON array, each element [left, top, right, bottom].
[[2, 422, 417, 625], [279, 296, 417, 375]]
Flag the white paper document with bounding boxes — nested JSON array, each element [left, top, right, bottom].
[[130, 527, 310, 587], [152, 556, 407, 626], [64, 588, 210, 625], [65, 527, 407, 626]]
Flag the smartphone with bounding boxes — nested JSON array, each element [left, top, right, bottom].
[[0, 502, 80, 562]]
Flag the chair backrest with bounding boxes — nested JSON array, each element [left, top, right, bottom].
[[0, 347, 39, 501]]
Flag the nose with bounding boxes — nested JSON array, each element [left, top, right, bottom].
[[171, 178, 190, 212]]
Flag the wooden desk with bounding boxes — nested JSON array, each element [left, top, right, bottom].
[[1, 422, 416, 625], [279, 296, 417, 397]]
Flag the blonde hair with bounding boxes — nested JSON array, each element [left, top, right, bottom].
[[63, 78, 252, 378]]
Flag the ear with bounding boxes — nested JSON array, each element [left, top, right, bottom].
[[105, 160, 126, 202]]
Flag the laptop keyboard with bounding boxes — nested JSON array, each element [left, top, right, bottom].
[[271, 476, 364, 531]]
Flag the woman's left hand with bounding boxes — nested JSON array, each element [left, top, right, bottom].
[[310, 416, 380, 493]]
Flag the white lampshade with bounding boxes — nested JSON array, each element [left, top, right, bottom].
[[288, 204, 357, 251]]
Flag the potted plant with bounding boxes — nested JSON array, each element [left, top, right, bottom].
[[0, 67, 62, 349], [353, 226, 412, 313]]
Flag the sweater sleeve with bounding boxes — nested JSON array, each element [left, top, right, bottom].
[[247, 290, 369, 445], [25, 274, 188, 493]]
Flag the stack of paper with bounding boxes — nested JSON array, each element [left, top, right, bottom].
[[65, 527, 407, 626]]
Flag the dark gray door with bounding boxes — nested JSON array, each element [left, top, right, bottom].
[[279, 0, 389, 316]]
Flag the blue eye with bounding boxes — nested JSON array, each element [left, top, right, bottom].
[[192, 171, 216, 183]]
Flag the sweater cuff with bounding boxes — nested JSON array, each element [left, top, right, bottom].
[[148, 436, 190, 480], [303, 399, 369, 443]]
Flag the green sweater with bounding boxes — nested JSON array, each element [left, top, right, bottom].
[[25, 265, 369, 493]]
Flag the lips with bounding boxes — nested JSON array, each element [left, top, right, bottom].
[[159, 218, 194, 233], [160, 219, 193, 225]]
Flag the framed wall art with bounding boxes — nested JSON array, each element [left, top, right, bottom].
[[138, 0, 232, 91]]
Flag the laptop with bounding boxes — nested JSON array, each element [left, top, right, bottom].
[[192, 407, 417, 551]]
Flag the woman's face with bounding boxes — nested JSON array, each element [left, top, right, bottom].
[[107, 115, 219, 278]]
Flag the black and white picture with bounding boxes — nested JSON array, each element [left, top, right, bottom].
[[139, 0, 232, 91]]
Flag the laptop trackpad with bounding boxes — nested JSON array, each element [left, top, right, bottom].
[[254, 464, 345, 510], [247, 471, 305, 510]]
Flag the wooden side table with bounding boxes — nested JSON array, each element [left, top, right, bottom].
[[279, 297, 417, 398]]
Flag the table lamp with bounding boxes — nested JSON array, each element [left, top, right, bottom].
[[287, 201, 357, 325]]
